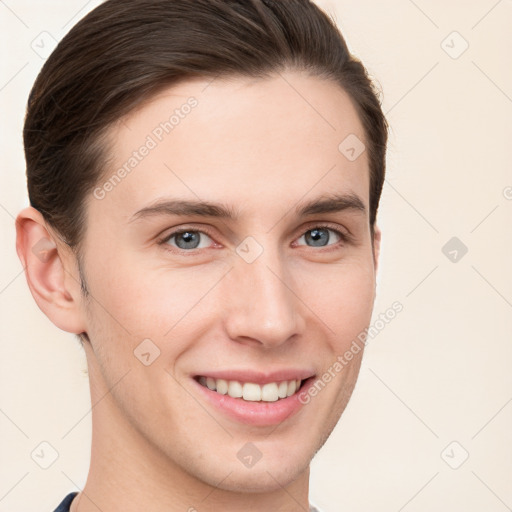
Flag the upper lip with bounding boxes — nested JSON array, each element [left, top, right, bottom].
[[194, 369, 315, 385]]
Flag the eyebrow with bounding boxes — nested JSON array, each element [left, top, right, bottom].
[[129, 192, 366, 223]]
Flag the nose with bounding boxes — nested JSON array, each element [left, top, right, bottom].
[[222, 245, 306, 348]]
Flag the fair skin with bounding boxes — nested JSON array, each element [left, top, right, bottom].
[[16, 70, 380, 512]]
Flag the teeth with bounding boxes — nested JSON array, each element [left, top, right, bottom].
[[243, 383, 261, 401], [216, 378, 228, 395], [228, 380, 243, 398], [278, 381, 288, 399], [261, 383, 279, 402], [198, 377, 304, 402]]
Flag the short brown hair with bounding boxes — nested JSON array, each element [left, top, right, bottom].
[[24, 0, 388, 257]]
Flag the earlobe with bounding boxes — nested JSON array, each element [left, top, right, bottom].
[[15, 207, 87, 334]]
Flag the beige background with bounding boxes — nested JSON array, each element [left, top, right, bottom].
[[1, 1, 511, 511]]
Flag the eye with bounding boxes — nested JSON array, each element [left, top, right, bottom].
[[158, 224, 350, 255], [295, 225, 346, 248], [160, 229, 214, 251]]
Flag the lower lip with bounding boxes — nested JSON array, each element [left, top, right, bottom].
[[192, 377, 315, 426]]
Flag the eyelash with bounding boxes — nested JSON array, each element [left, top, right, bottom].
[[157, 223, 353, 255]]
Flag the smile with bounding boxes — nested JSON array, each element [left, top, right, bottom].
[[197, 376, 303, 402], [192, 369, 316, 426]]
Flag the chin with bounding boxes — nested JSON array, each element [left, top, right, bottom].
[[212, 461, 309, 494], [180, 445, 312, 494]]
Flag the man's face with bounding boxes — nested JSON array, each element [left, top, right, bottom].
[[78, 71, 379, 492]]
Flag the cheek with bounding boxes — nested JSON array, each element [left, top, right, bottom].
[[296, 259, 376, 346], [84, 253, 228, 349], [84, 241, 375, 355]]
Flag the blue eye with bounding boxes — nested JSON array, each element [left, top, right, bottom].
[[162, 230, 213, 250], [296, 227, 343, 248], [159, 224, 349, 254]]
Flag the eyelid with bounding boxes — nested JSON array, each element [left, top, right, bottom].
[[297, 221, 352, 239]]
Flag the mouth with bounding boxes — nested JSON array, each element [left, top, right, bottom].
[[191, 369, 316, 425], [195, 375, 304, 402]]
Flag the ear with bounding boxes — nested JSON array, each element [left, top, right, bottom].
[[372, 224, 381, 275], [15, 206, 88, 334]]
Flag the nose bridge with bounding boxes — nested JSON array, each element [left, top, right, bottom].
[[223, 241, 304, 346]]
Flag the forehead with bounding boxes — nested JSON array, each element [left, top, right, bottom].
[[91, 71, 369, 225]]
